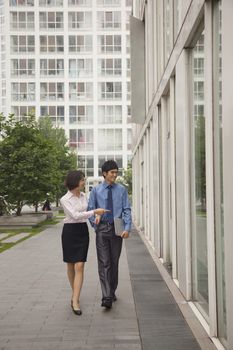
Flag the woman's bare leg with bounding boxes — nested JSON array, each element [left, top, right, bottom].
[[67, 263, 75, 292], [72, 262, 85, 308]]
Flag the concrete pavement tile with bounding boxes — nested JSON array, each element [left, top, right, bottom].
[[0, 222, 141, 350], [0, 233, 9, 240], [2, 233, 30, 243], [58, 341, 87, 350]]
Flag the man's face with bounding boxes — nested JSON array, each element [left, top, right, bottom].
[[104, 169, 118, 184]]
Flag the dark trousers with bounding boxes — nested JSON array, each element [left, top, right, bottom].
[[96, 223, 123, 301]]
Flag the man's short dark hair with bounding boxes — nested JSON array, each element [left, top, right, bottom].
[[64, 170, 85, 190], [101, 160, 118, 175]]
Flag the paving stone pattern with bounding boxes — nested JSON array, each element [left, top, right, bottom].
[[1, 233, 30, 244], [0, 234, 9, 240], [125, 229, 202, 350], [0, 222, 141, 350]]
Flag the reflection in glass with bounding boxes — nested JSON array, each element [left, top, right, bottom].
[[192, 31, 209, 318]]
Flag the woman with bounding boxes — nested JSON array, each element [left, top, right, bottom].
[[60, 170, 108, 316]]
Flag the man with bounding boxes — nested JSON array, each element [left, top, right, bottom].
[[88, 160, 132, 309]]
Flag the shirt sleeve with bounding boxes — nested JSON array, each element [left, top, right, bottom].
[[87, 187, 97, 227], [61, 197, 94, 221], [122, 188, 132, 232]]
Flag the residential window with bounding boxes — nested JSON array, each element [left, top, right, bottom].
[[39, 12, 63, 29], [40, 105, 64, 124], [127, 81, 131, 100], [126, 34, 130, 54], [98, 35, 121, 53], [40, 82, 64, 101], [40, 35, 64, 53], [68, 12, 92, 30], [194, 57, 204, 76], [194, 81, 204, 101], [127, 128, 132, 150], [40, 59, 64, 77], [11, 59, 35, 77], [10, 0, 34, 6], [12, 106, 35, 119], [98, 105, 122, 124], [69, 129, 94, 151], [98, 58, 121, 76], [77, 155, 94, 177], [69, 59, 92, 78], [11, 35, 35, 53], [196, 34, 204, 52], [98, 128, 122, 151], [39, 0, 63, 5], [126, 11, 130, 30], [11, 82, 35, 101], [97, 0, 120, 6], [194, 104, 204, 121], [99, 82, 122, 99], [97, 11, 121, 30], [68, 0, 91, 5], [69, 106, 93, 124], [127, 105, 131, 123], [69, 35, 92, 53], [69, 82, 93, 101], [10, 12, 34, 30], [127, 58, 131, 77]]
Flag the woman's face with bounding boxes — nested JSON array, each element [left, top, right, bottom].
[[78, 177, 85, 190]]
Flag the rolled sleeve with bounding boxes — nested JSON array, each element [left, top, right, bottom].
[[122, 188, 132, 232], [87, 188, 97, 227]]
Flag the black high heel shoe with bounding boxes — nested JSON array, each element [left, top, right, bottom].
[[71, 300, 82, 316]]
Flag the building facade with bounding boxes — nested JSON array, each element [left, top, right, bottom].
[[0, 0, 132, 177], [131, 0, 233, 349]]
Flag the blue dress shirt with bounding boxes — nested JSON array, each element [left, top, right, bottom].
[[87, 181, 132, 232]]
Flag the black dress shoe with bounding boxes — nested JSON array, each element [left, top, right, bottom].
[[112, 295, 117, 302], [101, 299, 112, 309]]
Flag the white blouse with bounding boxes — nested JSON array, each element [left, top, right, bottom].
[[60, 191, 95, 224]]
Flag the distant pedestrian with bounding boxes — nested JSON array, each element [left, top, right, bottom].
[[42, 199, 51, 211], [60, 170, 109, 316]]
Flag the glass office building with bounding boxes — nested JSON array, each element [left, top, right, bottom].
[[131, 1, 232, 349]]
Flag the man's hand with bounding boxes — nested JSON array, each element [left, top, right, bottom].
[[121, 231, 129, 239]]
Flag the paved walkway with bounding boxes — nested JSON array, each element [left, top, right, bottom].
[[0, 221, 212, 350]]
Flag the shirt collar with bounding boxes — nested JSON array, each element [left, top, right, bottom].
[[67, 190, 84, 198], [103, 181, 116, 189]]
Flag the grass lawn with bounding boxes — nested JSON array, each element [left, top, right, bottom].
[[0, 217, 62, 254]]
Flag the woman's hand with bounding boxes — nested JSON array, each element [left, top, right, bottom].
[[95, 215, 101, 225], [94, 208, 110, 216]]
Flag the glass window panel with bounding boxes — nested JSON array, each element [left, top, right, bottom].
[[191, 31, 208, 319], [214, 1, 226, 344]]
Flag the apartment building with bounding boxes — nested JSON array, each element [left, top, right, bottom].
[[0, 0, 132, 176]]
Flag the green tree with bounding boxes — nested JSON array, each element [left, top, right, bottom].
[[0, 115, 59, 215], [38, 117, 77, 206], [117, 162, 132, 197]]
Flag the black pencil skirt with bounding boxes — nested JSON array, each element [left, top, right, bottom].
[[61, 223, 89, 263]]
